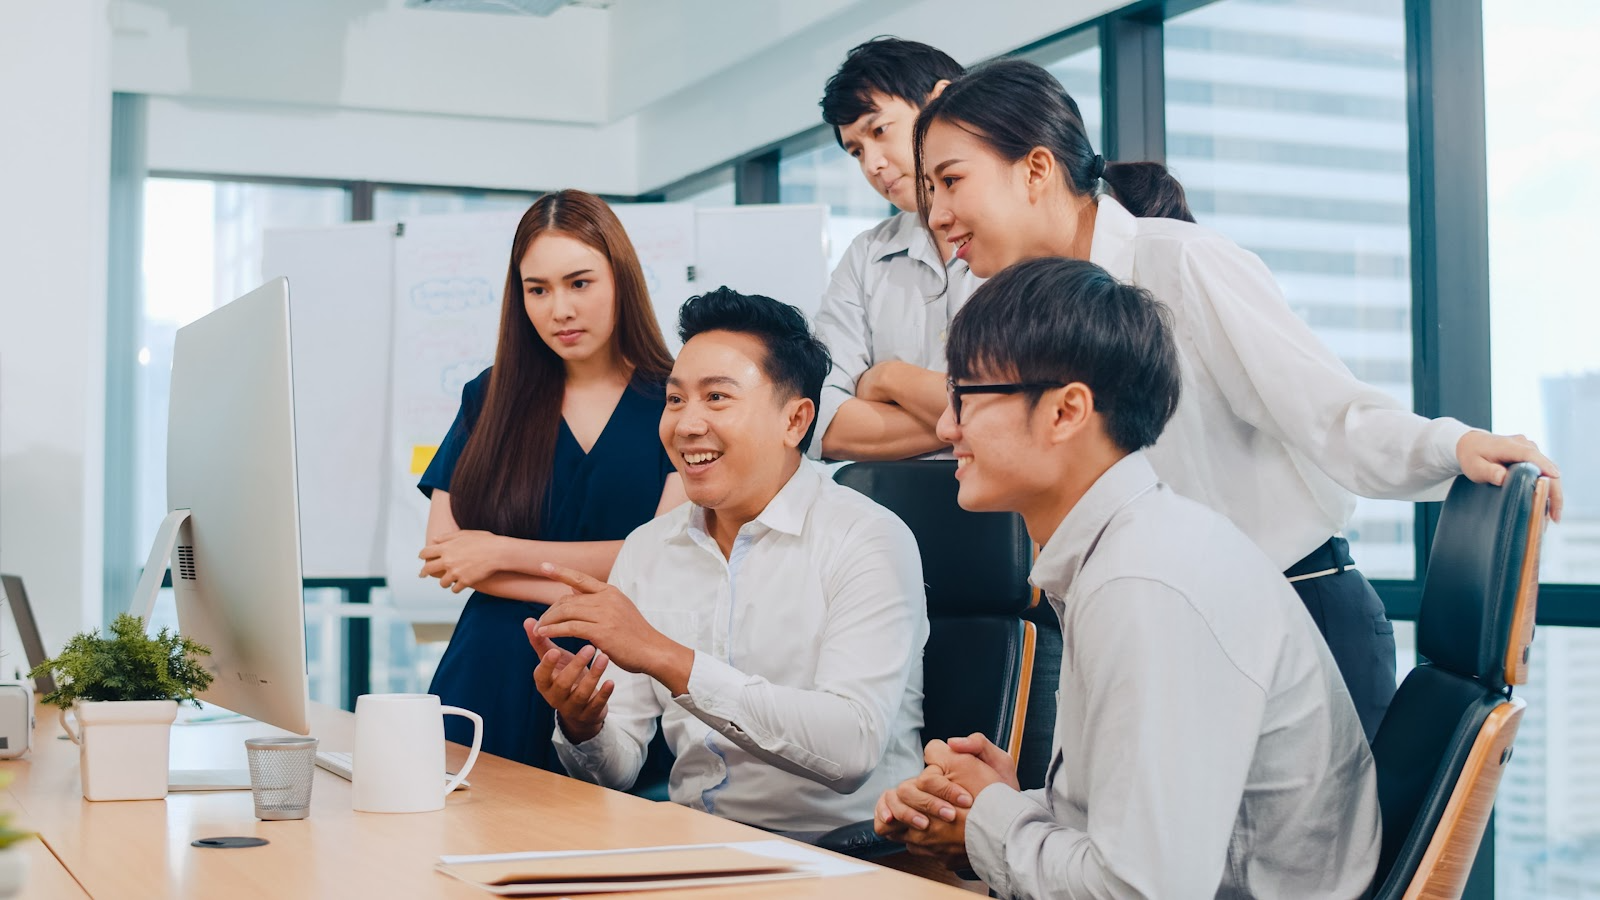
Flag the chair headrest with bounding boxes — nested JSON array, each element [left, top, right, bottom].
[[834, 461, 1033, 617], [1418, 462, 1546, 691]]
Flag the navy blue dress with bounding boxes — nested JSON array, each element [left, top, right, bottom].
[[419, 367, 675, 771]]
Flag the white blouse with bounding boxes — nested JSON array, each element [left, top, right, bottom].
[[1088, 195, 1472, 569]]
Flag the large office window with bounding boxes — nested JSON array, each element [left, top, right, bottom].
[[1164, 0, 1415, 578], [662, 168, 737, 207], [1484, 2, 1600, 894], [138, 177, 350, 701], [1484, 0, 1600, 587], [1028, 29, 1104, 152], [779, 139, 894, 271]]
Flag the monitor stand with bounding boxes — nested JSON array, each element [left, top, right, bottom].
[[131, 508, 251, 793], [129, 508, 191, 625]]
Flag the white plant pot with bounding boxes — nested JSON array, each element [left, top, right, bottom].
[[0, 845, 27, 898], [62, 700, 178, 801]]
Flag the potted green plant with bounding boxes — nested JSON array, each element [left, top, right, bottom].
[[0, 772, 35, 898], [28, 614, 214, 801]]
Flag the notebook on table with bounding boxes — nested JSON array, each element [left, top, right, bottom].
[[435, 842, 859, 896]]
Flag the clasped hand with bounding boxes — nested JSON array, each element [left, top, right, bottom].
[[418, 529, 503, 592], [874, 733, 1021, 869]]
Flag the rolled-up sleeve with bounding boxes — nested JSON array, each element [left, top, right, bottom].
[[810, 230, 876, 461]]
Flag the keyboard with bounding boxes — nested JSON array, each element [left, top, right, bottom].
[[314, 750, 471, 790]]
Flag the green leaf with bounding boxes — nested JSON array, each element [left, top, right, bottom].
[[28, 614, 215, 711]]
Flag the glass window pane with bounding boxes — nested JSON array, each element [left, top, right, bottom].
[[372, 186, 539, 221], [1165, 0, 1415, 578], [779, 138, 894, 271], [663, 168, 736, 207], [1032, 31, 1104, 153], [1394, 617, 1416, 685], [1497, 625, 1600, 897], [136, 178, 349, 626], [1485, 0, 1600, 586]]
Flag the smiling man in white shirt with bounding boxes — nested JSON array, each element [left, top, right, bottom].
[[877, 258, 1380, 899], [525, 286, 928, 834]]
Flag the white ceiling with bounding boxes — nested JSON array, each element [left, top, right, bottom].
[[109, 0, 898, 126], [109, 0, 1120, 192]]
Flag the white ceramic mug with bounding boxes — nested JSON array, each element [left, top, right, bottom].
[[351, 693, 481, 814]]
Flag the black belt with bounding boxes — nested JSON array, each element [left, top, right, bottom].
[[1284, 536, 1355, 582]]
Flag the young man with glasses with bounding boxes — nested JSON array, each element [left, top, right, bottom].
[[875, 258, 1380, 898]]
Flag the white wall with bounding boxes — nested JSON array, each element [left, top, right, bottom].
[[0, 1, 113, 652], [634, 0, 1122, 189], [606, 0, 882, 119], [117, 0, 1121, 193], [145, 97, 639, 195], [112, 0, 609, 124]]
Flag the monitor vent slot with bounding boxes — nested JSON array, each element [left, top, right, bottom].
[[176, 545, 197, 582]]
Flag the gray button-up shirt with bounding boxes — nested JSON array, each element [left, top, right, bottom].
[[809, 211, 981, 461], [965, 452, 1380, 899]]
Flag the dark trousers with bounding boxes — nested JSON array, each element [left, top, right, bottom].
[[1287, 537, 1396, 744]]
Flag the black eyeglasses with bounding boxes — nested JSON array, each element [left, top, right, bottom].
[[946, 379, 1067, 424]]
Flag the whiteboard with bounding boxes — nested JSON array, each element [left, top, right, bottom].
[[693, 204, 830, 322], [383, 212, 516, 609], [263, 202, 829, 597], [262, 222, 394, 579]]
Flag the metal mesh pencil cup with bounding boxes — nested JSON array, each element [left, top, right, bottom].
[[244, 736, 319, 820]]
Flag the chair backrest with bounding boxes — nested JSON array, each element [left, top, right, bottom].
[[834, 461, 1035, 757], [833, 461, 1033, 616], [1370, 463, 1549, 900]]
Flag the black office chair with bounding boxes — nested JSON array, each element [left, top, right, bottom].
[[815, 460, 1036, 859], [1368, 462, 1550, 899]]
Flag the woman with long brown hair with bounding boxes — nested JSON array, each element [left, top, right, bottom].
[[416, 190, 684, 770]]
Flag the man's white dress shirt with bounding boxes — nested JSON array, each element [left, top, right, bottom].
[[965, 452, 1381, 899], [1089, 195, 1472, 568], [553, 462, 929, 833], [810, 210, 982, 461]]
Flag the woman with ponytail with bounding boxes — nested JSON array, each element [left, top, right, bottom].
[[415, 190, 684, 770], [913, 58, 1561, 742]]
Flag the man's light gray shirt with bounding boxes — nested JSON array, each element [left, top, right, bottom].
[[965, 452, 1380, 899], [809, 210, 981, 460]]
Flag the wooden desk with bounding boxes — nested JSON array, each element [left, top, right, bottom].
[[0, 702, 975, 899]]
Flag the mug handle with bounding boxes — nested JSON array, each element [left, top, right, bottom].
[[59, 707, 81, 745], [440, 705, 483, 797]]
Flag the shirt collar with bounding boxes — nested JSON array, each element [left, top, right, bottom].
[[877, 210, 969, 278], [1029, 451, 1160, 598], [1087, 193, 1138, 284], [686, 459, 820, 544]]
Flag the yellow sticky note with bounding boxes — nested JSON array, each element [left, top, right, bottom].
[[410, 445, 440, 475]]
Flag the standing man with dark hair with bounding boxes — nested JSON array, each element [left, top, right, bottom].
[[876, 258, 1379, 898], [811, 37, 975, 461], [526, 287, 929, 835]]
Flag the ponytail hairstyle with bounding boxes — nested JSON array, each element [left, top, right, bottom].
[[1103, 161, 1196, 222], [448, 190, 674, 540], [914, 58, 1194, 223]]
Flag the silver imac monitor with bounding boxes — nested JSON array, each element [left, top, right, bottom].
[[129, 277, 311, 787]]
